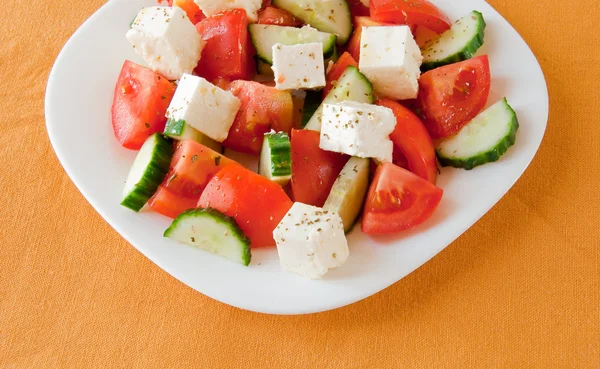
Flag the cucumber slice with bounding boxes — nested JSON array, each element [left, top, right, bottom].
[[256, 59, 275, 77], [324, 157, 370, 233], [436, 98, 519, 170], [304, 66, 373, 131], [421, 11, 486, 71], [272, 0, 352, 44], [250, 24, 336, 64], [259, 132, 292, 185], [302, 90, 322, 127], [121, 133, 174, 211], [163, 118, 223, 153], [164, 208, 251, 266]]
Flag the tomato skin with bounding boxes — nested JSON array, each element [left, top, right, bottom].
[[257, 6, 302, 26], [416, 55, 491, 139], [323, 52, 358, 98], [362, 163, 443, 234], [223, 80, 294, 154], [369, 0, 451, 34], [169, 0, 205, 24], [148, 186, 198, 219], [111, 61, 175, 150], [194, 9, 255, 83], [198, 164, 293, 247], [346, 17, 387, 62], [347, 0, 370, 17], [376, 99, 437, 184], [290, 129, 349, 207]]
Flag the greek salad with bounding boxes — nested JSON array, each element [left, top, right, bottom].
[[113, 0, 519, 279]]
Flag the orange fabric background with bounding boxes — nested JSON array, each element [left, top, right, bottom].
[[1, 0, 599, 367]]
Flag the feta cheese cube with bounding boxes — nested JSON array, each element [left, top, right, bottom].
[[272, 43, 326, 91], [358, 26, 423, 100], [127, 7, 204, 80], [166, 74, 241, 142], [320, 101, 396, 163], [274, 203, 349, 280], [193, 0, 262, 22]]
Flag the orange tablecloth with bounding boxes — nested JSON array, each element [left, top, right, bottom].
[[1, 0, 599, 367]]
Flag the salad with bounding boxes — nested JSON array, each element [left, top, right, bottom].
[[113, 0, 519, 279]]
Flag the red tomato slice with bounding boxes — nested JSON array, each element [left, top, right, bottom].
[[257, 6, 302, 26], [376, 99, 437, 184], [416, 55, 491, 139], [290, 129, 349, 207], [362, 163, 443, 234], [370, 0, 451, 34], [111, 61, 175, 150], [194, 9, 255, 83], [198, 164, 293, 247], [346, 17, 387, 62], [223, 80, 294, 154], [347, 0, 370, 17], [148, 186, 198, 219], [170, 0, 206, 24], [323, 52, 358, 98]]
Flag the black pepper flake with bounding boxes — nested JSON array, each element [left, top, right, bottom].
[[214, 156, 221, 166]]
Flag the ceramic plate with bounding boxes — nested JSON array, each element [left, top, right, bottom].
[[45, 0, 548, 314]]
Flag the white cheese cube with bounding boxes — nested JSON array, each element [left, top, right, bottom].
[[320, 101, 396, 163], [358, 26, 423, 100], [126, 7, 204, 80], [193, 0, 262, 22], [273, 203, 349, 280], [166, 74, 241, 142], [272, 43, 326, 91]]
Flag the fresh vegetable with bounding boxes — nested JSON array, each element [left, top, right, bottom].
[[370, 0, 451, 34], [323, 52, 358, 98], [422, 11, 486, 71], [437, 98, 519, 170], [259, 132, 292, 185], [194, 9, 255, 83], [164, 208, 252, 266], [257, 6, 303, 26], [290, 129, 349, 207], [362, 162, 443, 234], [163, 119, 223, 153], [148, 186, 198, 219], [347, 0, 370, 17], [324, 157, 370, 233], [198, 164, 293, 247], [168, 0, 206, 24], [302, 90, 322, 127], [223, 80, 294, 155], [111, 61, 175, 150], [416, 55, 491, 139], [121, 133, 174, 211], [376, 99, 437, 184]]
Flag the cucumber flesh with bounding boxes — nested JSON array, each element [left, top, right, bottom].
[[250, 24, 336, 64], [164, 208, 252, 266], [163, 118, 223, 153], [121, 133, 174, 211], [259, 132, 292, 186], [324, 157, 370, 233], [304, 66, 373, 131], [272, 0, 352, 44], [436, 98, 519, 170], [422, 11, 486, 71]]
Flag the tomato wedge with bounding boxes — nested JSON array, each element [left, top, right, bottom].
[[257, 6, 302, 26], [347, 0, 370, 17], [148, 186, 198, 219], [370, 0, 451, 34], [168, 0, 205, 24], [416, 55, 491, 139], [290, 129, 349, 207], [376, 99, 437, 184], [111, 61, 175, 150], [323, 52, 358, 98], [198, 164, 293, 247], [362, 163, 443, 234]]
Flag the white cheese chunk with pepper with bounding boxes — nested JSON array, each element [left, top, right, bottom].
[[272, 42, 326, 91], [126, 7, 204, 80], [320, 101, 396, 163], [193, 0, 262, 22], [358, 25, 423, 100], [166, 74, 241, 142], [273, 203, 349, 280]]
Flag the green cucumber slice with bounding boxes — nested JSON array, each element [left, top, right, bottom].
[[250, 24, 336, 64], [256, 59, 275, 77], [436, 98, 519, 170], [272, 0, 352, 44], [324, 157, 370, 233], [121, 133, 173, 211], [164, 208, 251, 266], [163, 118, 223, 153], [421, 11, 486, 71], [304, 66, 373, 131], [302, 90, 322, 127], [259, 132, 292, 185]]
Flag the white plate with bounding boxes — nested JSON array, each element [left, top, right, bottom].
[[45, 0, 548, 315]]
